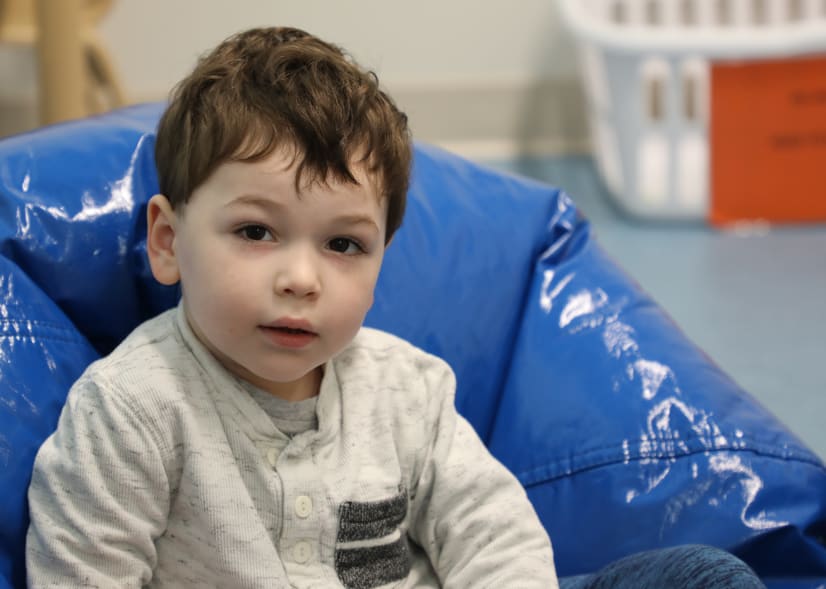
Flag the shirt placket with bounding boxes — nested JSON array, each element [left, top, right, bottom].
[[270, 436, 328, 580]]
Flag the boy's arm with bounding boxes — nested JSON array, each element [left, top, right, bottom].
[[408, 364, 560, 589], [26, 375, 170, 588]]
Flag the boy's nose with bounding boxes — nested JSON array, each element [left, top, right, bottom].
[[273, 247, 321, 299]]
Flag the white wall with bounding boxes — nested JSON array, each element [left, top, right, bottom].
[[1, 0, 588, 153], [99, 0, 578, 96]]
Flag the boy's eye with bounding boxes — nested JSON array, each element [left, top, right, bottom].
[[328, 237, 364, 255], [238, 225, 273, 241]]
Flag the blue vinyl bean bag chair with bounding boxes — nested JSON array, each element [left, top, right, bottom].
[[1, 103, 825, 588]]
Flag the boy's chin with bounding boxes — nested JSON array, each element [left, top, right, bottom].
[[241, 364, 324, 401]]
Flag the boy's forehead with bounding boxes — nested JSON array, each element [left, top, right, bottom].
[[219, 145, 387, 205], [198, 150, 387, 218]]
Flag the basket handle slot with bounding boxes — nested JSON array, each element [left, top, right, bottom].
[[752, 0, 769, 24], [681, 59, 707, 122], [645, 0, 661, 24], [611, 0, 627, 24], [649, 78, 663, 120], [642, 59, 669, 122], [683, 76, 697, 120], [716, 0, 733, 25], [681, 0, 698, 25]]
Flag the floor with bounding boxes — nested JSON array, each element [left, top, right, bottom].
[[482, 155, 826, 460]]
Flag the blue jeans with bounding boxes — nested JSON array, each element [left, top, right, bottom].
[[559, 545, 765, 589]]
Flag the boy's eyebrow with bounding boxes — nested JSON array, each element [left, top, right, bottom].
[[224, 194, 286, 210], [330, 214, 381, 234], [225, 195, 381, 233]]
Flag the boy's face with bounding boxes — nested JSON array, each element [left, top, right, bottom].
[[147, 149, 388, 400]]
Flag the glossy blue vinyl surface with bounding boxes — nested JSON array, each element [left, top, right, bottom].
[[1, 103, 825, 588], [0, 257, 99, 586], [0, 106, 177, 356], [366, 143, 561, 439]]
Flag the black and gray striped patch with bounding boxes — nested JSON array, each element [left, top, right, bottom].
[[335, 488, 410, 589]]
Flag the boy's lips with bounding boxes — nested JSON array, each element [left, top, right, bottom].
[[259, 318, 318, 349]]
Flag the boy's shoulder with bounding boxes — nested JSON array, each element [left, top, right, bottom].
[[345, 327, 449, 370], [72, 307, 188, 405], [336, 327, 456, 397], [93, 307, 182, 372]]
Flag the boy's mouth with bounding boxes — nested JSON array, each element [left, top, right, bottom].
[[271, 326, 312, 335], [260, 319, 318, 348], [263, 318, 316, 333]]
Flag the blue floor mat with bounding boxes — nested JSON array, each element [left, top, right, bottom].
[[482, 155, 826, 460]]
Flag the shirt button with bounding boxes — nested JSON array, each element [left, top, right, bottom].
[[266, 448, 278, 468], [293, 541, 312, 564], [294, 495, 313, 518]]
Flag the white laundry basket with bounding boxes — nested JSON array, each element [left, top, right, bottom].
[[559, 0, 826, 220]]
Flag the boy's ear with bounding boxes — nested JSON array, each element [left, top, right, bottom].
[[146, 194, 181, 286]]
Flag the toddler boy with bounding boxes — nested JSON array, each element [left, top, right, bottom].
[[26, 27, 558, 588]]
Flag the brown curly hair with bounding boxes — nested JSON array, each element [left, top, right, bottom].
[[154, 27, 411, 242]]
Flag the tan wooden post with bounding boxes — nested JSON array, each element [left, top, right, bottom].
[[35, 0, 86, 124]]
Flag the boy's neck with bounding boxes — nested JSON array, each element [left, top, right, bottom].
[[256, 365, 323, 402]]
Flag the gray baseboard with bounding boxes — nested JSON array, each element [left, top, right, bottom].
[[0, 97, 38, 138], [390, 76, 589, 158], [0, 76, 590, 159]]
